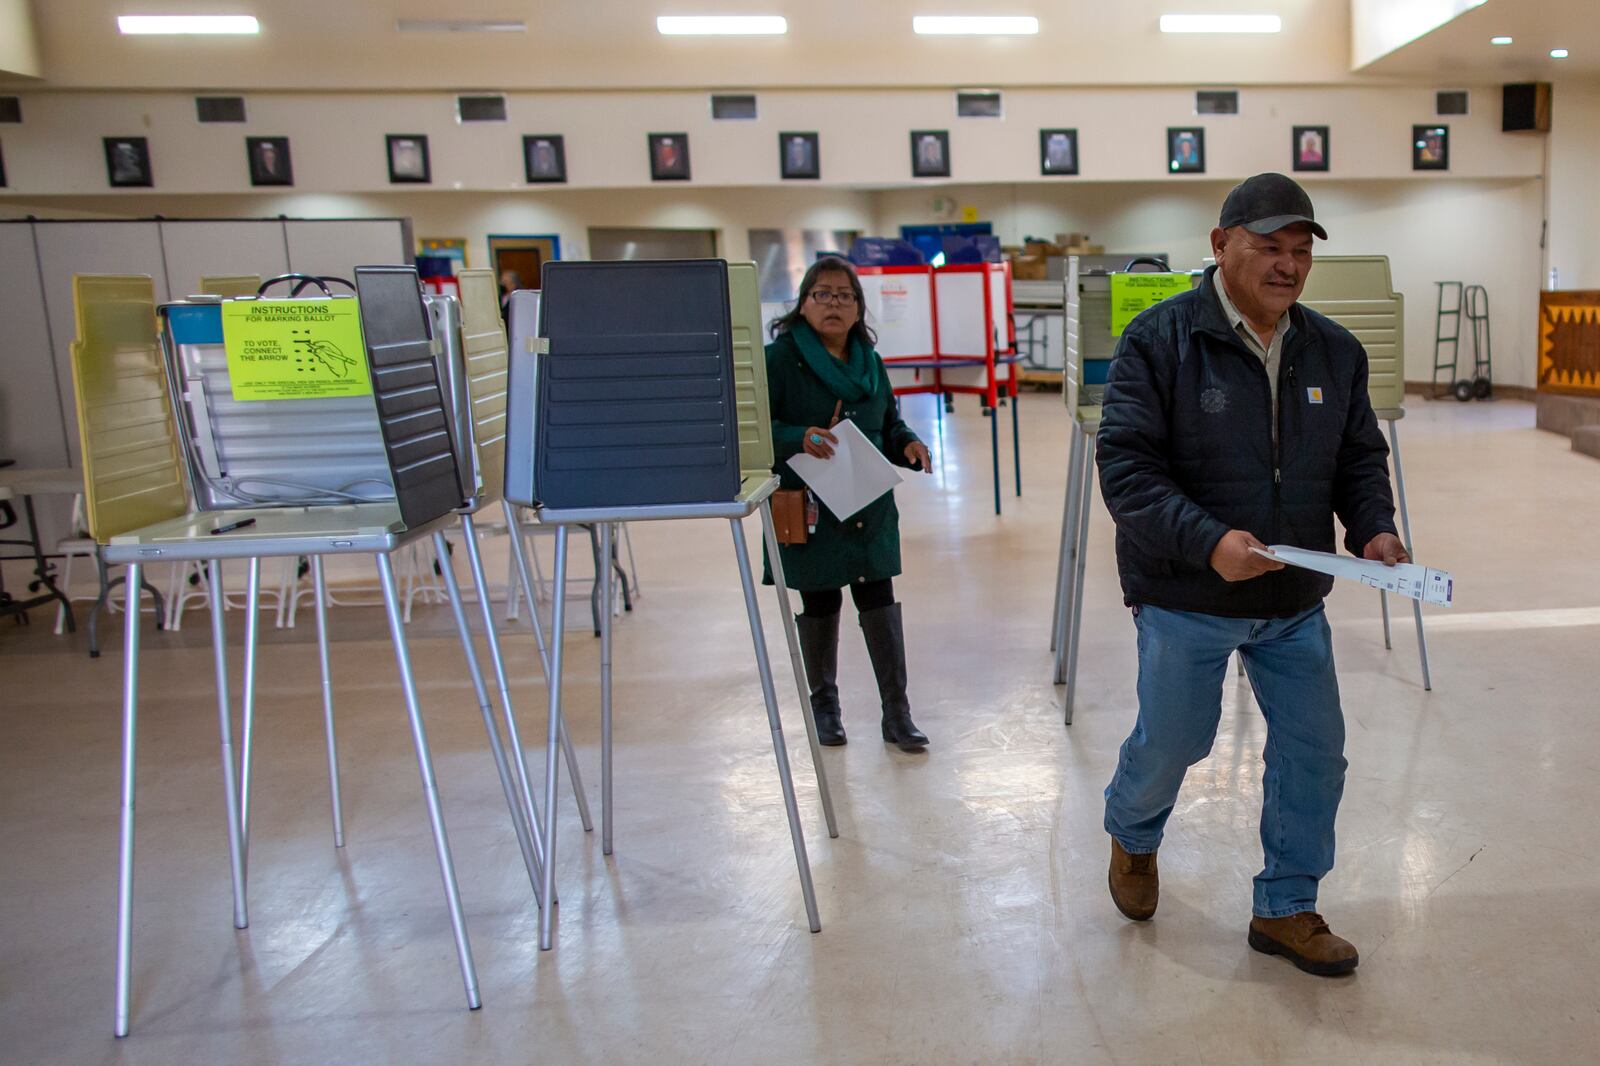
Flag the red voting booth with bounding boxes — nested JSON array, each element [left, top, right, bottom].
[[858, 261, 1021, 514]]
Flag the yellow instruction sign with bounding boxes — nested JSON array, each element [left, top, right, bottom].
[[221, 299, 372, 401], [1110, 273, 1193, 337]]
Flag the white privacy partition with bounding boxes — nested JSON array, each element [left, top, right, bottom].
[[159, 221, 290, 298], [858, 265, 937, 392]]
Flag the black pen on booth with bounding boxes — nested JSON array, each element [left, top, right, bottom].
[[209, 518, 257, 535]]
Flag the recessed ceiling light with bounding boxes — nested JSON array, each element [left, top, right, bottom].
[[912, 16, 1040, 36], [1550, 48, 1569, 59], [117, 15, 260, 35], [396, 19, 527, 33], [656, 16, 788, 35], [1159, 14, 1282, 34], [1490, 36, 1512, 45]]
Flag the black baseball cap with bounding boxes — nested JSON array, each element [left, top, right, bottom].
[[1219, 172, 1328, 240]]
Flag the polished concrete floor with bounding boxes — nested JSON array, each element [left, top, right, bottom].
[[3, 394, 1598, 1065]]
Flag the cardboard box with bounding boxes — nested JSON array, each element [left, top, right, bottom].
[[1056, 232, 1092, 249], [1012, 255, 1048, 281]]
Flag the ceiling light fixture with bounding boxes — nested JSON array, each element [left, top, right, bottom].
[[656, 16, 788, 35], [396, 19, 527, 33], [1550, 48, 1569, 59], [912, 16, 1040, 36], [117, 15, 260, 35], [1159, 14, 1282, 34], [1490, 36, 1512, 45]]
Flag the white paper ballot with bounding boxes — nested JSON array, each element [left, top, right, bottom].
[[1253, 545, 1454, 607], [786, 419, 905, 521]]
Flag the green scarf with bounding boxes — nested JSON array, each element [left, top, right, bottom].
[[792, 320, 879, 403]]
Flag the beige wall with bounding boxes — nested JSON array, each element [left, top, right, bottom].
[[15, 0, 1360, 91], [1, 81, 1572, 389], [0, 186, 876, 266], [0, 85, 1541, 196], [0, 0, 40, 79], [874, 178, 1545, 388], [1544, 79, 1600, 291]]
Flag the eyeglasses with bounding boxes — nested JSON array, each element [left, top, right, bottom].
[[809, 290, 857, 306]]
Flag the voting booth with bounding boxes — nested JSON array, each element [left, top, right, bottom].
[[1050, 253, 1431, 723], [90, 266, 560, 1035], [858, 260, 1023, 514], [1052, 258, 1197, 720], [1299, 255, 1430, 689], [501, 257, 835, 952]]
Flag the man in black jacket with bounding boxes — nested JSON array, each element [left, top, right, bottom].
[[1095, 173, 1408, 977]]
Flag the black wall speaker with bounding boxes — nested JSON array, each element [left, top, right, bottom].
[[1502, 82, 1552, 133]]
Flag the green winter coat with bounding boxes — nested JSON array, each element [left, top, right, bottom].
[[762, 321, 922, 592]]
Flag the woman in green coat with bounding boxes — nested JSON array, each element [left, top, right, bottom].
[[766, 256, 933, 752]]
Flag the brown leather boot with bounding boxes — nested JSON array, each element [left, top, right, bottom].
[[1248, 912, 1359, 976], [1108, 839, 1158, 921]]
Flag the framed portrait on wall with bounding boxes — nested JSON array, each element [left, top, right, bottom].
[[1413, 125, 1449, 171], [910, 130, 950, 178], [1166, 127, 1205, 174], [246, 136, 293, 186], [649, 133, 691, 181], [1039, 129, 1079, 176], [103, 136, 153, 187], [779, 132, 820, 180], [1292, 126, 1329, 172], [523, 135, 567, 183], [386, 134, 431, 184]]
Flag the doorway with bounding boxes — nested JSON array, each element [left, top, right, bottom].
[[487, 234, 560, 292]]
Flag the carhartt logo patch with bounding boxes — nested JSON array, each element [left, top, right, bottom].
[[1306, 387, 1324, 404]]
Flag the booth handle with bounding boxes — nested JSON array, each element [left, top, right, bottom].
[[257, 274, 357, 298], [1122, 256, 1172, 273]]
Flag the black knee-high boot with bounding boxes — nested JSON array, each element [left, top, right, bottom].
[[859, 602, 929, 752], [796, 611, 846, 745]]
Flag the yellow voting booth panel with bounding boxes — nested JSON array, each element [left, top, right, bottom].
[[68, 274, 190, 543], [1299, 256, 1406, 415], [456, 268, 513, 505]]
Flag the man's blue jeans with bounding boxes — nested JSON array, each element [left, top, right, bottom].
[[1103, 602, 1348, 918]]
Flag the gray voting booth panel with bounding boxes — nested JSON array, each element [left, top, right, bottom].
[[160, 297, 393, 511], [424, 293, 478, 504], [502, 289, 542, 508], [527, 259, 741, 510], [353, 266, 465, 530]]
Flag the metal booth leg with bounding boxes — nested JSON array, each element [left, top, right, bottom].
[[990, 396, 1002, 516], [599, 523, 615, 856], [538, 527, 571, 951], [374, 552, 481, 1009], [1062, 434, 1095, 724], [238, 558, 261, 880], [1050, 426, 1084, 658], [203, 560, 251, 933], [1387, 420, 1432, 691], [310, 557, 345, 848], [461, 513, 555, 868], [758, 498, 839, 838], [112, 562, 142, 1038], [1011, 385, 1022, 498], [433, 531, 545, 903], [502, 501, 595, 833], [1380, 591, 1393, 650], [729, 515, 822, 933]]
